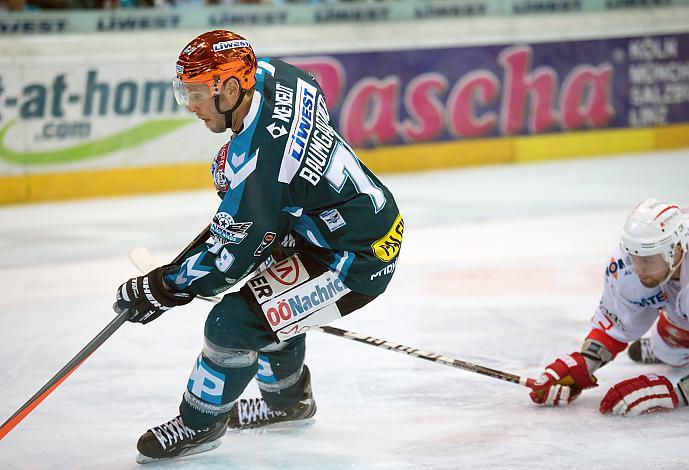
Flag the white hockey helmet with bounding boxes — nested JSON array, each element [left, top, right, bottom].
[[620, 198, 688, 267]]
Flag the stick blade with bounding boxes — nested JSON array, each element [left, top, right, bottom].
[[129, 247, 157, 273]]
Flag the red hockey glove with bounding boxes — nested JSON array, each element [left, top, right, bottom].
[[529, 352, 597, 406], [599, 374, 679, 416]]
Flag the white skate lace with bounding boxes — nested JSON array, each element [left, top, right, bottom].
[[237, 398, 287, 426], [149, 416, 200, 449]]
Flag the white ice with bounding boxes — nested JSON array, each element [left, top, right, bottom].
[[1, 149, 689, 470]]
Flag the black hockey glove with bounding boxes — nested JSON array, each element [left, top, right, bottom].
[[114, 265, 195, 324]]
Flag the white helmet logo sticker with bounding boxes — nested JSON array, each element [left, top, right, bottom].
[[213, 40, 250, 52]]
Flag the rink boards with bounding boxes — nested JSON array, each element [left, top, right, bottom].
[[1, 9, 688, 204]]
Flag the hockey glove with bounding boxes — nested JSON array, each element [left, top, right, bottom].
[[114, 265, 195, 324], [599, 374, 679, 416], [529, 352, 597, 406]]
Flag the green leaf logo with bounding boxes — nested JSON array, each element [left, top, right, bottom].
[[0, 118, 194, 165]]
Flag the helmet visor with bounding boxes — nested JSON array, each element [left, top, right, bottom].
[[172, 77, 214, 106], [630, 253, 670, 278]]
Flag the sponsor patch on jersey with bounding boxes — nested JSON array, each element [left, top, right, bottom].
[[211, 142, 230, 193], [598, 304, 627, 332], [269, 82, 294, 133], [266, 256, 306, 286], [267, 122, 288, 139], [629, 290, 668, 307], [319, 208, 346, 232], [246, 256, 310, 303], [605, 257, 626, 280], [370, 259, 397, 281], [254, 232, 276, 257], [278, 78, 318, 184], [260, 274, 349, 332], [371, 213, 404, 262], [211, 212, 252, 245]]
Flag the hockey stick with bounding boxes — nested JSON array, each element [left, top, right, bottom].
[[128, 245, 535, 389], [0, 225, 212, 441], [316, 325, 535, 388], [0, 310, 130, 441]]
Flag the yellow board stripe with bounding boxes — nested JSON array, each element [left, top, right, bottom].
[[2, 123, 689, 205], [356, 137, 514, 174], [0, 163, 212, 205], [514, 127, 655, 163]]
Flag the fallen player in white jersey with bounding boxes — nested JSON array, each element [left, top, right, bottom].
[[529, 198, 689, 416]]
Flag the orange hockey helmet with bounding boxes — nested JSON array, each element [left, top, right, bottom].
[[173, 30, 257, 107]]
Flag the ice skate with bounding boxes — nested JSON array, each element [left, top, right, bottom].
[[627, 338, 662, 364], [228, 366, 317, 430], [135, 415, 227, 464]]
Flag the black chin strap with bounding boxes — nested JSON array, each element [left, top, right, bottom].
[[215, 88, 247, 132]]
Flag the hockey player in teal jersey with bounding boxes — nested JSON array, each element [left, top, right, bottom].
[[113, 30, 403, 463]]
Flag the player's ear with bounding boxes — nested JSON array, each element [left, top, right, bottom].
[[221, 78, 241, 101]]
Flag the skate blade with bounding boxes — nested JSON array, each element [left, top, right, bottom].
[[135, 439, 222, 464], [230, 417, 316, 433]]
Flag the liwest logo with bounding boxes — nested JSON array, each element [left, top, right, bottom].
[[629, 291, 668, 307], [278, 78, 318, 183], [212, 40, 250, 52]]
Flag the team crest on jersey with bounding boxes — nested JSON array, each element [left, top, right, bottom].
[[211, 142, 230, 193], [211, 212, 252, 245]]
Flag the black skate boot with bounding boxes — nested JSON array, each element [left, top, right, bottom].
[[228, 365, 316, 430], [628, 338, 662, 364], [135, 415, 228, 464]]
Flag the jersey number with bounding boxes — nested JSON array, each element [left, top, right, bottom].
[[325, 143, 386, 213]]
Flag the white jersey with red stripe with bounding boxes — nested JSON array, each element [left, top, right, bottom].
[[590, 236, 689, 346]]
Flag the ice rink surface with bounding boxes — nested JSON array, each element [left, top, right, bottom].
[[1, 149, 689, 469]]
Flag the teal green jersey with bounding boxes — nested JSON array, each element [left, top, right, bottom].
[[166, 58, 402, 297]]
